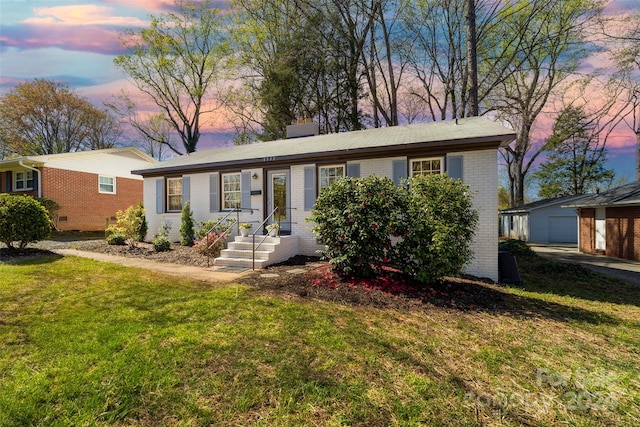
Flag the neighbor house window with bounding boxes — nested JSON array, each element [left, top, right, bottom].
[[411, 157, 443, 176], [167, 177, 183, 212], [98, 175, 116, 194], [14, 171, 34, 191], [222, 172, 241, 209], [319, 165, 345, 191]]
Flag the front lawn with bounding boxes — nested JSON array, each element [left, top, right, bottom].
[[0, 254, 638, 426]]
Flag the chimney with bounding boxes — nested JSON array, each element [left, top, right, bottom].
[[286, 118, 319, 139]]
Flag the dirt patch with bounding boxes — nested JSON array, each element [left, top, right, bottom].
[[2, 241, 509, 313]]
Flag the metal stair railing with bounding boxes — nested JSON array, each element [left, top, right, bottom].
[[251, 207, 279, 270], [205, 207, 255, 267]]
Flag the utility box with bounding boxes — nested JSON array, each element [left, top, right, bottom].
[[498, 251, 522, 285]]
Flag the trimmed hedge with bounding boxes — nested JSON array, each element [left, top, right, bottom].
[[0, 194, 51, 250]]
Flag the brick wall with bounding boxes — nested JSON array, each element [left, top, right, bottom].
[[42, 167, 144, 231], [579, 208, 595, 254], [606, 206, 640, 261]]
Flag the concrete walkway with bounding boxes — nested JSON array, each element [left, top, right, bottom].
[[53, 249, 252, 284], [529, 244, 640, 286]]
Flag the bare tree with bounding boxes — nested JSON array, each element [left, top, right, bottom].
[[114, 0, 230, 154]]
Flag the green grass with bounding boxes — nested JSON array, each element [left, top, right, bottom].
[[1, 254, 639, 426]]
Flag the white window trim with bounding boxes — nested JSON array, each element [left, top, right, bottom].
[[410, 157, 444, 177], [98, 175, 116, 194], [221, 172, 241, 210], [318, 164, 345, 191], [14, 170, 34, 191], [166, 177, 183, 212]]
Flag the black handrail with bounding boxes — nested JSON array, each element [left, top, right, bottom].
[[251, 207, 279, 270], [205, 207, 255, 267]]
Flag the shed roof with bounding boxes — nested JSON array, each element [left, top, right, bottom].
[[501, 194, 591, 214], [132, 117, 515, 176], [562, 181, 640, 208]]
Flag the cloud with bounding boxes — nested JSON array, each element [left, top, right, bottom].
[[104, 0, 230, 12], [24, 5, 147, 27], [0, 24, 128, 54]]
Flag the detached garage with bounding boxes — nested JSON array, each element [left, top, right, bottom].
[[500, 195, 589, 243]]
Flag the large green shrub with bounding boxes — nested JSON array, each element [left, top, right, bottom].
[[310, 174, 478, 284], [0, 194, 51, 250], [394, 174, 478, 283], [179, 200, 195, 246], [310, 176, 402, 277]]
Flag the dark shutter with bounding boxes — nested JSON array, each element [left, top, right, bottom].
[[241, 171, 251, 209], [209, 173, 219, 212], [156, 178, 164, 214], [392, 159, 407, 185], [6, 171, 12, 192], [447, 156, 463, 181], [32, 170, 39, 192], [182, 176, 190, 206], [304, 167, 316, 211], [346, 163, 360, 178]]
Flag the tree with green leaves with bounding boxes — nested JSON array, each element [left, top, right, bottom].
[[114, 0, 230, 154], [533, 105, 614, 198], [0, 79, 120, 155]]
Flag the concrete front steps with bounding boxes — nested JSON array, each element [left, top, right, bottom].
[[213, 235, 299, 269]]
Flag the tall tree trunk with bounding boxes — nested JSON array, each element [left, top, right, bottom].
[[466, 0, 478, 116]]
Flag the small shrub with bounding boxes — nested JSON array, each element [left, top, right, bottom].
[[0, 194, 51, 250], [152, 236, 171, 252], [499, 239, 535, 256], [179, 201, 195, 246], [133, 203, 147, 242], [193, 232, 227, 257], [106, 230, 126, 245], [152, 221, 172, 252]]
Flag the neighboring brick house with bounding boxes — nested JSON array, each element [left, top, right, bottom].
[[0, 147, 157, 231], [133, 117, 515, 281], [563, 182, 640, 261]]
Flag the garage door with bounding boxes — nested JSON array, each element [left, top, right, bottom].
[[548, 216, 578, 243]]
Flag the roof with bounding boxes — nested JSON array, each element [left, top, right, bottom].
[[501, 194, 591, 214], [562, 181, 640, 208], [0, 147, 157, 179], [132, 116, 515, 176]]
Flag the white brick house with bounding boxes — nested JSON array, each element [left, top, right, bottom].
[[133, 117, 514, 281]]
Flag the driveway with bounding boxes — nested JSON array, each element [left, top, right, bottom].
[[529, 243, 640, 286]]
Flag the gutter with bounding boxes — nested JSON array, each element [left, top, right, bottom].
[[18, 160, 42, 198]]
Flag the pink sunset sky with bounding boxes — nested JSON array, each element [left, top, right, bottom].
[[1, 0, 639, 181]]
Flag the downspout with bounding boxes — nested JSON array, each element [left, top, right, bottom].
[[18, 160, 42, 198]]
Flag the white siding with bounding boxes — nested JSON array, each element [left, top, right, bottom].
[[461, 149, 498, 281], [142, 150, 500, 281]]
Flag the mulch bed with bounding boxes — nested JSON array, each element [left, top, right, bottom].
[[2, 242, 511, 313]]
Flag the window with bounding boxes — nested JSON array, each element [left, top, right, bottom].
[[98, 175, 116, 194], [167, 177, 183, 212], [222, 173, 241, 209], [411, 157, 443, 176], [319, 165, 345, 191], [14, 171, 34, 191]]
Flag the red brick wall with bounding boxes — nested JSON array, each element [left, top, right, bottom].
[[41, 167, 144, 231], [606, 206, 640, 261], [579, 208, 595, 254]]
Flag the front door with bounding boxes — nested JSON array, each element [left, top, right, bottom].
[[267, 170, 291, 234]]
